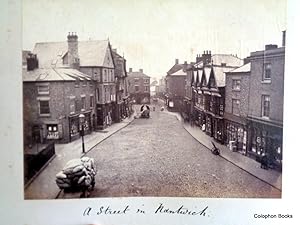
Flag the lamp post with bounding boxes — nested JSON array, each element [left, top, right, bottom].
[[79, 114, 85, 153]]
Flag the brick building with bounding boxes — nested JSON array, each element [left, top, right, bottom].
[[32, 33, 116, 129], [127, 68, 150, 104], [23, 64, 95, 145], [224, 63, 250, 152], [112, 49, 130, 122], [246, 45, 284, 168], [165, 59, 188, 111]]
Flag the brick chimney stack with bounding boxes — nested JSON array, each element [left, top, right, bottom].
[[67, 32, 80, 69], [129, 68, 133, 72], [139, 69, 143, 73], [202, 50, 212, 65], [175, 58, 179, 64]]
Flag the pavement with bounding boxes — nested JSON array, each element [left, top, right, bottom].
[[24, 102, 281, 199], [24, 113, 136, 199], [165, 110, 282, 191]]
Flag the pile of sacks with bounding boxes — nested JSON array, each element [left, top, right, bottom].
[[55, 157, 96, 191]]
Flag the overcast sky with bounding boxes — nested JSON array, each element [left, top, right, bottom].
[[23, 0, 286, 79]]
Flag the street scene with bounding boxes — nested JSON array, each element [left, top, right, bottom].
[[22, 1, 285, 199]]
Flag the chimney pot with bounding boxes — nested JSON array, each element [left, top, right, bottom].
[[129, 68, 132, 72], [175, 58, 179, 64]]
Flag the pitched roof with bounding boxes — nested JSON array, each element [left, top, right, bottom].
[[212, 66, 233, 87], [23, 68, 92, 82], [33, 40, 110, 68], [167, 63, 184, 75], [169, 68, 187, 76], [194, 54, 243, 68], [227, 63, 251, 73], [127, 71, 150, 78], [211, 54, 243, 67]]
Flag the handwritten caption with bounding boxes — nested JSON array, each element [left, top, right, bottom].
[[83, 203, 209, 217]]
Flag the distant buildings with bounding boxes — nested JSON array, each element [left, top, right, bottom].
[[127, 68, 151, 104], [165, 59, 189, 111]]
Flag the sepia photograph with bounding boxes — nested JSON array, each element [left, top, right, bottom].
[[22, 0, 285, 200]]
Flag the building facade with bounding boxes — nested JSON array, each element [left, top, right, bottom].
[[23, 65, 95, 145], [246, 45, 284, 169], [190, 52, 243, 143], [112, 49, 130, 122], [224, 63, 251, 153], [127, 68, 150, 104], [32, 33, 117, 130], [165, 59, 188, 112]]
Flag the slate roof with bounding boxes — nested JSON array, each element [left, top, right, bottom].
[[167, 64, 184, 75], [33, 40, 110, 68], [211, 54, 243, 67], [23, 67, 92, 82], [169, 68, 187, 76], [212, 66, 233, 87], [194, 54, 243, 68], [227, 63, 251, 73], [127, 71, 150, 78]]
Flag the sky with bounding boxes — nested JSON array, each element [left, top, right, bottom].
[[23, 0, 286, 79]]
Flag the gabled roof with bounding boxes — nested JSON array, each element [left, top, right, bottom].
[[227, 63, 250, 74], [167, 64, 184, 75], [211, 66, 233, 87], [169, 68, 187, 76], [33, 40, 111, 68], [23, 68, 92, 82]]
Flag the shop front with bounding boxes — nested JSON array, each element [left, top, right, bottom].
[[247, 120, 282, 170], [69, 111, 92, 142], [225, 120, 247, 153], [194, 106, 205, 128], [205, 114, 213, 137], [212, 118, 224, 144]]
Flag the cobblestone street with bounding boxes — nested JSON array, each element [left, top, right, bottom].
[[85, 104, 281, 198]]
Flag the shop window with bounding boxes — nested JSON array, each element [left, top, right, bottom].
[[232, 99, 240, 115], [263, 63, 271, 80], [47, 124, 59, 139], [39, 100, 50, 115], [262, 95, 270, 118], [232, 79, 241, 91], [70, 120, 79, 137]]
